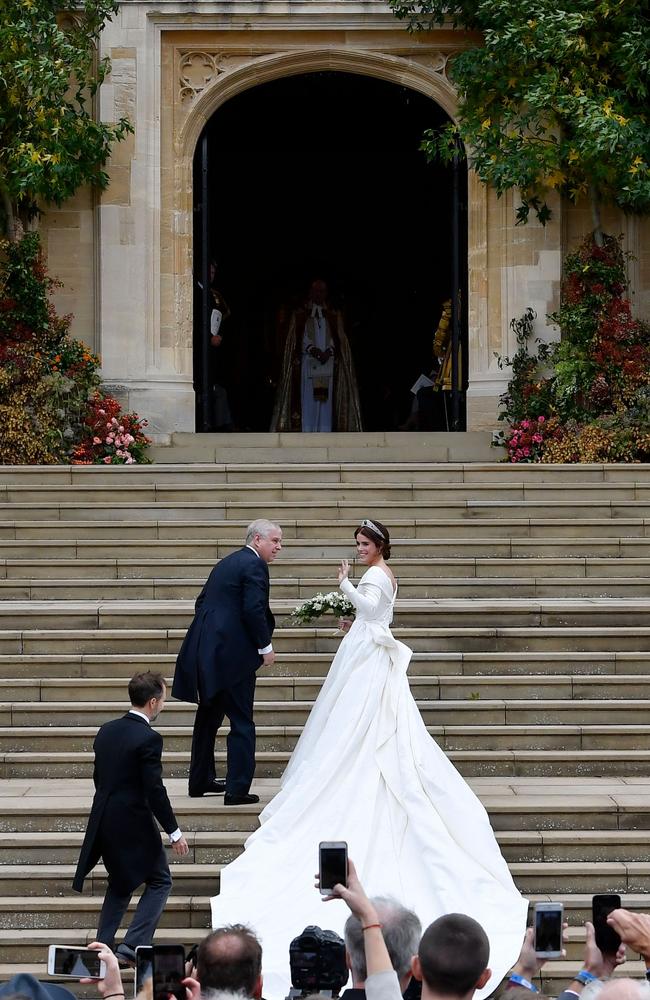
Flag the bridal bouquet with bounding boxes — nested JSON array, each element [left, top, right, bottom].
[[291, 591, 354, 625]]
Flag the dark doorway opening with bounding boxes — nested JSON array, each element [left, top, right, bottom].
[[193, 71, 467, 432]]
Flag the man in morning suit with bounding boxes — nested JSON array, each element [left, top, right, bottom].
[[172, 518, 282, 805], [72, 672, 189, 964]]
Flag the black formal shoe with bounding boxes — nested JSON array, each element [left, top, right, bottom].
[[115, 944, 137, 968], [224, 792, 260, 806], [189, 779, 226, 797]]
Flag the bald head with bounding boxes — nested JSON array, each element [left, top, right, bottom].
[[197, 925, 262, 998]]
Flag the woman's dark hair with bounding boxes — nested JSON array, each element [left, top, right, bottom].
[[354, 519, 391, 560]]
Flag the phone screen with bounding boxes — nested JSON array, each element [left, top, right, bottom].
[[135, 947, 153, 996], [535, 908, 563, 953], [319, 845, 347, 891], [593, 895, 622, 954], [152, 946, 185, 1000], [52, 947, 104, 978]]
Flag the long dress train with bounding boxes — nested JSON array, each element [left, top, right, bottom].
[[210, 566, 527, 999]]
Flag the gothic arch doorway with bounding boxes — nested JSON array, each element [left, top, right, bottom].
[[192, 70, 467, 432]]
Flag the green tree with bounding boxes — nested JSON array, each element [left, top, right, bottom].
[[0, 0, 133, 237], [387, 0, 650, 237]]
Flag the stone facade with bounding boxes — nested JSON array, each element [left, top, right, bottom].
[[41, 0, 650, 441]]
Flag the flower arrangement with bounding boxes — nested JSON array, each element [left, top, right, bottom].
[[291, 591, 354, 625], [496, 234, 650, 463], [71, 392, 151, 465], [0, 233, 151, 465]]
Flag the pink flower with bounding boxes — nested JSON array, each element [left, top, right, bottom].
[[538, 415, 545, 423], [521, 420, 530, 429], [98, 409, 106, 416], [523, 447, 530, 456], [102, 456, 112, 464], [532, 434, 543, 444], [93, 437, 102, 445]]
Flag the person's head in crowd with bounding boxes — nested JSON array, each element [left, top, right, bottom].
[[582, 981, 650, 1000], [197, 925, 263, 999], [128, 671, 167, 721], [344, 897, 421, 991], [412, 914, 491, 1000]]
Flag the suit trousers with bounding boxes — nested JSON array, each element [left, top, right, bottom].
[[96, 844, 172, 953], [188, 671, 257, 796]]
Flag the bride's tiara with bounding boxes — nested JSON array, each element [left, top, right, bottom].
[[359, 518, 385, 540]]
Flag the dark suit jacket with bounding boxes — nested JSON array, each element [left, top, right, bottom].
[[172, 546, 275, 704], [72, 713, 178, 895]]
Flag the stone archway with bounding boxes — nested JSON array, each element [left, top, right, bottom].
[[153, 31, 562, 433], [162, 46, 476, 382]]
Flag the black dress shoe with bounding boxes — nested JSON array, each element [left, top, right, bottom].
[[189, 779, 226, 797], [115, 944, 137, 968], [224, 792, 260, 806]]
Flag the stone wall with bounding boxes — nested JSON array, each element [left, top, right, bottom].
[[37, 1, 650, 439]]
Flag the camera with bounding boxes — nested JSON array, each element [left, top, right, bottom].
[[287, 925, 348, 998]]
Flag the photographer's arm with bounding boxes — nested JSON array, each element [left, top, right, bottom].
[[81, 942, 124, 998], [319, 859, 402, 1000]]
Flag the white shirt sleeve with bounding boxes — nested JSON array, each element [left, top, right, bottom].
[[258, 643, 273, 655], [340, 575, 383, 615], [365, 971, 403, 1000], [169, 828, 182, 843]]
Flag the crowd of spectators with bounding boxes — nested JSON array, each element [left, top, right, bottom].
[[3, 861, 650, 1000]]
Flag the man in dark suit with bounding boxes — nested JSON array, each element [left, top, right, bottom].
[[72, 672, 189, 964], [172, 518, 282, 805]]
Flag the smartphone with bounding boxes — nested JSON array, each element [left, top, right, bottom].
[[319, 841, 348, 896], [135, 945, 154, 998], [47, 945, 106, 979], [152, 944, 185, 1000], [593, 894, 622, 954], [534, 902, 564, 958]]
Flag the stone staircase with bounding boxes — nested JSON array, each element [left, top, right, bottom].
[[1, 459, 650, 993]]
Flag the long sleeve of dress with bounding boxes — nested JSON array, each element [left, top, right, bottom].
[[340, 575, 383, 616]]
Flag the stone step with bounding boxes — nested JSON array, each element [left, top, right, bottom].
[[3, 650, 650, 678], [4, 747, 650, 780], [3, 520, 650, 544], [3, 459, 650, 484], [0, 857, 647, 903], [7, 556, 650, 581], [1, 775, 646, 833], [6, 499, 650, 523], [4, 598, 650, 631], [8, 626, 650, 656], [4, 576, 650, 600], [4, 698, 650, 728], [3, 673, 650, 703], [8, 481, 650, 504], [1, 828, 649, 871], [3, 723, 650, 753]]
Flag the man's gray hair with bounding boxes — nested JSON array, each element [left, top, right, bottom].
[[245, 519, 281, 545], [583, 980, 650, 1000], [344, 896, 422, 982], [201, 990, 249, 1000]]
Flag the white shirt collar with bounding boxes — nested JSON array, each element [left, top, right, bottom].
[[246, 544, 260, 558], [129, 708, 151, 725]]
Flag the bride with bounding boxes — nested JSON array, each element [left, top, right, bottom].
[[210, 518, 527, 999]]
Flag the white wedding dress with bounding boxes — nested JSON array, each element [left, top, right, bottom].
[[211, 567, 527, 999]]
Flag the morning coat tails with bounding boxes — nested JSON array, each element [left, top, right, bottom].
[[72, 712, 178, 896]]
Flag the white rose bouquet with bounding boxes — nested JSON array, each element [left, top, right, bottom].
[[291, 591, 354, 625]]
